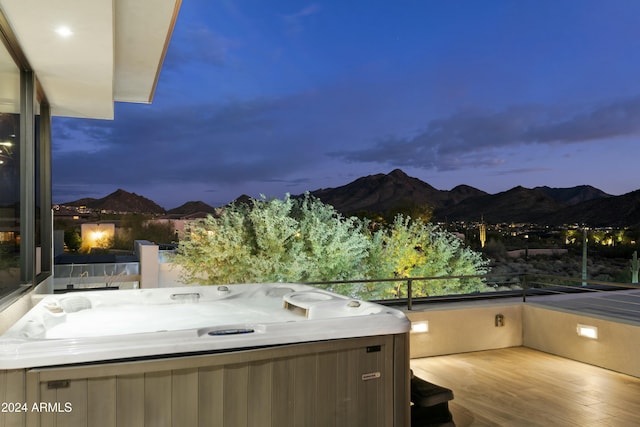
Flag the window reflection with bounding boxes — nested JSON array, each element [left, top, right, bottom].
[[0, 30, 21, 292], [0, 113, 19, 291]]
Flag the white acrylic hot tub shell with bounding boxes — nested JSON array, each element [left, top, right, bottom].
[[0, 283, 409, 369]]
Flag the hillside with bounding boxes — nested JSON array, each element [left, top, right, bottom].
[[62, 189, 166, 214], [310, 169, 486, 215], [535, 185, 612, 206], [547, 189, 640, 227], [57, 170, 636, 226], [310, 170, 620, 225], [167, 201, 217, 216], [433, 186, 565, 223]]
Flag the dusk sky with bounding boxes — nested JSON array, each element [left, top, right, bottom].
[[52, 1, 640, 209]]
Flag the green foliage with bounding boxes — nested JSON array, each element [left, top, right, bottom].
[[113, 216, 176, 250], [174, 194, 370, 285], [54, 218, 82, 252], [175, 206, 253, 284], [64, 230, 82, 252], [174, 196, 490, 299], [137, 221, 176, 245], [364, 216, 489, 298]]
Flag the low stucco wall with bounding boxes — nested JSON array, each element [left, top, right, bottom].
[[406, 301, 523, 358], [407, 299, 640, 378], [135, 240, 159, 289], [523, 304, 640, 378]]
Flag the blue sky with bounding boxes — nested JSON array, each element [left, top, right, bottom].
[[52, 1, 640, 209]]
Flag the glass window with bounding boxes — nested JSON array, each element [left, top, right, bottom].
[[0, 36, 21, 294], [35, 114, 41, 273]]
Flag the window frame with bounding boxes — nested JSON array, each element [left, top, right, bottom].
[[0, 9, 53, 303]]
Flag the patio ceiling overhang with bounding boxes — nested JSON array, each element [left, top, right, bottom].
[[0, 0, 181, 119]]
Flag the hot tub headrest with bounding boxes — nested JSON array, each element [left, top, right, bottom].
[[282, 290, 381, 319], [58, 296, 92, 313]]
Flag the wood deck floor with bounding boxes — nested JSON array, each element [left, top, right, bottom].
[[410, 347, 640, 426]]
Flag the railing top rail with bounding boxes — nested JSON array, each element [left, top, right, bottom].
[[303, 273, 640, 310], [527, 274, 640, 290], [303, 272, 524, 286]]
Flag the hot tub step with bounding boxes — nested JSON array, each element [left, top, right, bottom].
[[411, 375, 454, 407], [410, 370, 455, 427], [411, 403, 455, 427]]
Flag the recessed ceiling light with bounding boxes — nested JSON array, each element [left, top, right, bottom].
[[55, 26, 73, 38]]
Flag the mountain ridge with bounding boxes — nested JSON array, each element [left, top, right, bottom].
[[62, 188, 166, 214], [57, 170, 638, 226]]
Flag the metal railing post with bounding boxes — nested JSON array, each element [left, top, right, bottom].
[[407, 279, 413, 310]]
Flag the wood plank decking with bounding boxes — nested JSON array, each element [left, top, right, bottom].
[[410, 347, 640, 426]]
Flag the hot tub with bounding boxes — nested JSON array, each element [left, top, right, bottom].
[[0, 283, 410, 426]]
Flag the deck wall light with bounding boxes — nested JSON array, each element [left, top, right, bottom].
[[411, 321, 429, 333], [577, 324, 598, 339]]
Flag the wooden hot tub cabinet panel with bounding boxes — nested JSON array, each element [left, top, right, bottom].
[[1, 333, 410, 427]]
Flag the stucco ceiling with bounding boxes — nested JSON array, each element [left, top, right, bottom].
[[0, 0, 181, 119]]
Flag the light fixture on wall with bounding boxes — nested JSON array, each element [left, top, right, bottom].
[[577, 324, 598, 339], [55, 25, 73, 38], [411, 321, 429, 333]]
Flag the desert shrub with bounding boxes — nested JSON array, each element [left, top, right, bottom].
[[483, 238, 507, 261], [174, 194, 370, 285], [364, 216, 489, 298], [174, 196, 490, 299], [113, 215, 176, 250], [64, 230, 82, 252]]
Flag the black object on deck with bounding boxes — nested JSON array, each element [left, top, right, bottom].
[[410, 370, 455, 427]]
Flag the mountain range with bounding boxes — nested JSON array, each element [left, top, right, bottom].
[[59, 169, 640, 226], [60, 189, 217, 216], [310, 170, 628, 226]]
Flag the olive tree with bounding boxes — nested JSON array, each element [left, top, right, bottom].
[[174, 196, 490, 299], [174, 194, 370, 284]]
